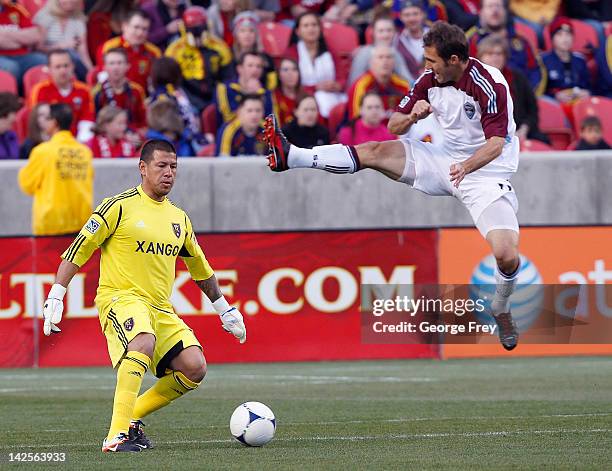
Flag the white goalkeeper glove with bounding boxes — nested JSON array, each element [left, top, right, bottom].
[[43, 283, 66, 336], [213, 297, 246, 344]]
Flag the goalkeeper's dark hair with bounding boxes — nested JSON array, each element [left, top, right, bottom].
[[423, 21, 469, 63], [140, 139, 177, 163], [49, 103, 73, 131]]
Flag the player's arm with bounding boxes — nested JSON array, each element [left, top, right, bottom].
[[181, 215, 246, 343], [449, 136, 505, 187], [388, 72, 432, 135], [42, 197, 122, 336]]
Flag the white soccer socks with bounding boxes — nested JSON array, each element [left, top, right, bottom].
[[491, 261, 520, 316], [288, 144, 360, 174]]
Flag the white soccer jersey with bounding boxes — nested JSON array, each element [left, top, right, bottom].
[[396, 58, 518, 176]]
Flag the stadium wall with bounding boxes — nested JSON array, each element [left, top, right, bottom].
[[1, 150, 612, 236]]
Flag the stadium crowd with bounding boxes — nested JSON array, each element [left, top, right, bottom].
[[1, 0, 611, 161]]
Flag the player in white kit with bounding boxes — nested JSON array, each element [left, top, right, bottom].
[[263, 21, 520, 350]]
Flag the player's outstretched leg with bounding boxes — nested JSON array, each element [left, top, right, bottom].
[[102, 334, 154, 453], [486, 228, 520, 351], [131, 346, 206, 446], [262, 114, 406, 179]]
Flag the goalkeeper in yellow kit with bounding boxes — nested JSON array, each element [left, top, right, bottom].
[[41, 139, 247, 453]]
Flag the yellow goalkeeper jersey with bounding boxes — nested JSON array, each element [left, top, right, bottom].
[[61, 185, 214, 314]]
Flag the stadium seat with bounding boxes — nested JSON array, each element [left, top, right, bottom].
[[13, 107, 29, 143], [543, 19, 599, 56], [537, 96, 574, 150], [86, 67, 100, 87], [197, 143, 216, 157], [520, 139, 555, 152], [21, 0, 45, 17], [328, 101, 347, 142], [258, 22, 292, 58], [514, 20, 540, 53], [0, 70, 17, 94], [572, 96, 612, 143], [201, 104, 218, 138], [23, 65, 49, 98], [364, 25, 373, 45], [322, 21, 359, 85]]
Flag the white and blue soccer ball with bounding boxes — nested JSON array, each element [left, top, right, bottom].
[[469, 254, 544, 332], [230, 402, 276, 447]]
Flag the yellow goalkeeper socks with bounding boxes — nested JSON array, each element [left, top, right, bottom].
[[106, 351, 150, 440], [132, 370, 200, 420]]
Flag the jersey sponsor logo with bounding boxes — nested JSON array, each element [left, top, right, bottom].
[[172, 223, 181, 238], [124, 317, 134, 331], [399, 96, 410, 108], [85, 218, 100, 234], [136, 240, 181, 256], [136, 220, 146, 228], [464, 101, 476, 119]]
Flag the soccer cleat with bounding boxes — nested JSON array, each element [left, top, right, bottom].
[[262, 114, 290, 172], [493, 312, 519, 351], [102, 432, 142, 453], [129, 420, 154, 449]]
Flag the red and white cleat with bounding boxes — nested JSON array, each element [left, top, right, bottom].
[[262, 114, 290, 172]]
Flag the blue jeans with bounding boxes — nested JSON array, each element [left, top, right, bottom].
[[0, 52, 48, 92]]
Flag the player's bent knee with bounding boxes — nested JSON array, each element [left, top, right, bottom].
[[492, 244, 519, 272], [173, 347, 207, 383], [127, 333, 156, 359]]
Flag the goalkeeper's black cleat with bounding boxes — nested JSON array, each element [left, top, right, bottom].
[[493, 312, 519, 351], [262, 114, 290, 172], [129, 420, 154, 449], [102, 433, 142, 453]]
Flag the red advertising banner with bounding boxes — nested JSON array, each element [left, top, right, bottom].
[[0, 230, 439, 368]]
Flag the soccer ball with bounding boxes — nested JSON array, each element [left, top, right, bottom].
[[229, 401, 276, 446]]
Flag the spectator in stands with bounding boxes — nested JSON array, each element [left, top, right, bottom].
[[207, 0, 247, 47], [86, 0, 139, 61], [0, 0, 47, 87], [230, 11, 277, 90], [466, 0, 544, 94], [215, 52, 275, 124], [508, 0, 561, 24], [393, 0, 429, 81], [0, 92, 21, 159], [349, 16, 412, 86], [284, 12, 346, 118], [87, 106, 136, 157], [93, 48, 147, 134], [348, 45, 410, 120], [273, 58, 304, 126], [478, 34, 550, 144], [165, 6, 232, 112], [18, 104, 93, 236], [442, 0, 479, 31], [251, 0, 280, 22], [148, 57, 205, 151], [289, 0, 333, 19], [595, 36, 612, 98], [337, 91, 395, 146], [29, 49, 95, 142], [542, 17, 591, 103], [216, 94, 266, 156], [390, 0, 448, 23], [281, 95, 329, 148], [142, 0, 187, 50], [20, 103, 52, 160], [564, 0, 612, 22], [34, 0, 93, 81], [322, 0, 359, 24], [146, 99, 193, 156], [97, 9, 162, 92], [575, 116, 611, 151]]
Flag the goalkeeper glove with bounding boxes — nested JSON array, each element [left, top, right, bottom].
[[43, 283, 66, 336], [214, 297, 246, 344]]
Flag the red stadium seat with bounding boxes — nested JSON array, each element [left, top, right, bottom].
[[197, 143, 216, 157], [13, 107, 30, 143], [0, 70, 17, 94], [514, 20, 540, 53], [365, 25, 373, 45], [23, 65, 49, 98], [520, 139, 555, 152], [21, 0, 45, 17], [201, 104, 219, 138], [328, 101, 347, 142], [258, 22, 292, 58], [322, 21, 359, 85], [537, 97, 574, 150], [572, 96, 612, 143], [543, 19, 598, 56], [86, 67, 100, 87]]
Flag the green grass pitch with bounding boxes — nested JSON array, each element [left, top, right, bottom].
[[1, 357, 611, 470]]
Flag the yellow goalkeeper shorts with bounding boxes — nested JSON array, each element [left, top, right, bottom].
[[101, 296, 201, 377]]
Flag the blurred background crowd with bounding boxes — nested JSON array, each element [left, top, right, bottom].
[[0, 0, 611, 161]]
